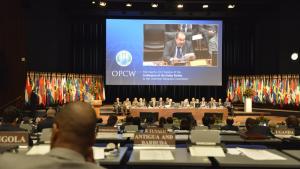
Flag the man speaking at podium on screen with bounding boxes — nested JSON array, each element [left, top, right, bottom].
[[163, 31, 195, 66]]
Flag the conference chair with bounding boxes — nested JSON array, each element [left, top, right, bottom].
[[194, 125, 209, 130], [19, 123, 33, 133], [173, 112, 194, 122], [164, 32, 192, 42], [203, 112, 223, 122], [190, 129, 220, 145], [40, 128, 52, 144], [140, 112, 159, 124], [35, 109, 47, 118], [144, 24, 165, 61], [124, 125, 139, 133], [210, 124, 222, 130], [212, 51, 218, 66]]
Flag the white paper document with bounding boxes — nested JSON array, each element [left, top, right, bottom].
[[140, 150, 174, 160], [134, 145, 175, 150], [122, 133, 135, 138], [175, 134, 189, 140], [19, 146, 29, 149], [143, 62, 155, 66], [26, 145, 50, 155], [221, 130, 238, 134], [237, 148, 286, 160], [275, 134, 293, 139], [291, 135, 300, 139], [192, 34, 203, 40], [92, 147, 105, 160], [189, 146, 226, 157], [226, 148, 242, 155], [174, 130, 190, 134]]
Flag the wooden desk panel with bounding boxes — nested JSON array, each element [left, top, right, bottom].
[[130, 108, 228, 122], [92, 100, 102, 118]]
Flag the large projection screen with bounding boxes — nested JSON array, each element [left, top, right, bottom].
[[106, 19, 222, 86]]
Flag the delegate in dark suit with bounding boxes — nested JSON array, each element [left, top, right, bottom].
[[37, 108, 56, 132], [163, 32, 195, 64], [37, 117, 54, 132], [0, 102, 106, 169], [0, 106, 26, 132], [148, 101, 159, 107]]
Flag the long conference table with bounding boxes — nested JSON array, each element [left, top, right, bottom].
[[130, 107, 228, 122], [11, 145, 300, 169]]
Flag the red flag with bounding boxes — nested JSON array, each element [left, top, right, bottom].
[[25, 76, 32, 103], [296, 94, 299, 106], [100, 79, 106, 101], [284, 94, 288, 105], [39, 76, 46, 106]]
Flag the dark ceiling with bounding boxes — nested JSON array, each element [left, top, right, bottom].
[[65, 0, 276, 11], [51, 0, 283, 18]]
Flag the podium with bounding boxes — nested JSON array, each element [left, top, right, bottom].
[[91, 100, 102, 118]]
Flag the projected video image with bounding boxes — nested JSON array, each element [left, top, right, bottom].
[[143, 24, 218, 67], [106, 19, 222, 86]]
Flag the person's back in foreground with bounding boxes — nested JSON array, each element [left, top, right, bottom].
[[0, 102, 105, 169]]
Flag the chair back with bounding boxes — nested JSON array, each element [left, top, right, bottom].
[[190, 129, 220, 144], [19, 124, 33, 133], [40, 128, 52, 143], [124, 125, 139, 132], [194, 125, 208, 130], [140, 112, 159, 123]]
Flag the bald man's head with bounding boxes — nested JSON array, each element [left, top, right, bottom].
[[51, 102, 96, 153], [175, 32, 186, 48], [46, 108, 56, 117]]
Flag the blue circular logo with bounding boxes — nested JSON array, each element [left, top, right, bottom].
[[115, 50, 132, 67]]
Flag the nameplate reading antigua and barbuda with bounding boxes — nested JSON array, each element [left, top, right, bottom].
[[0, 131, 29, 146], [134, 133, 175, 146], [144, 128, 168, 134]]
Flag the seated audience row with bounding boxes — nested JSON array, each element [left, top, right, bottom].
[[113, 97, 232, 114]]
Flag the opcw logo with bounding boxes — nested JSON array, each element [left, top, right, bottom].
[[115, 50, 132, 67]]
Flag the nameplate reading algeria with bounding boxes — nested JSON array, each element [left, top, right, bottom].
[[98, 127, 118, 133]]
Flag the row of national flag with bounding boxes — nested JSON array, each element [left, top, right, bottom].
[[227, 75, 300, 106], [25, 72, 105, 106]]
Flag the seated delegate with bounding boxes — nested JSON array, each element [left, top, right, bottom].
[[162, 32, 195, 65]]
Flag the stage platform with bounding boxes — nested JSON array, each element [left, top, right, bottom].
[[99, 104, 115, 116], [98, 104, 300, 125], [130, 107, 228, 122]]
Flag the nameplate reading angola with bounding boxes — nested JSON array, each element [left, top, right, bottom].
[[0, 132, 29, 146]]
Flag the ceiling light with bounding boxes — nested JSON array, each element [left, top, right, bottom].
[[203, 4, 209, 9], [99, 1, 106, 7], [228, 4, 235, 9], [291, 53, 299, 60], [151, 3, 158, 8], [177, 4, 184, 9], [92, 1, 96, 4], [126, 3, 132, 7]]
